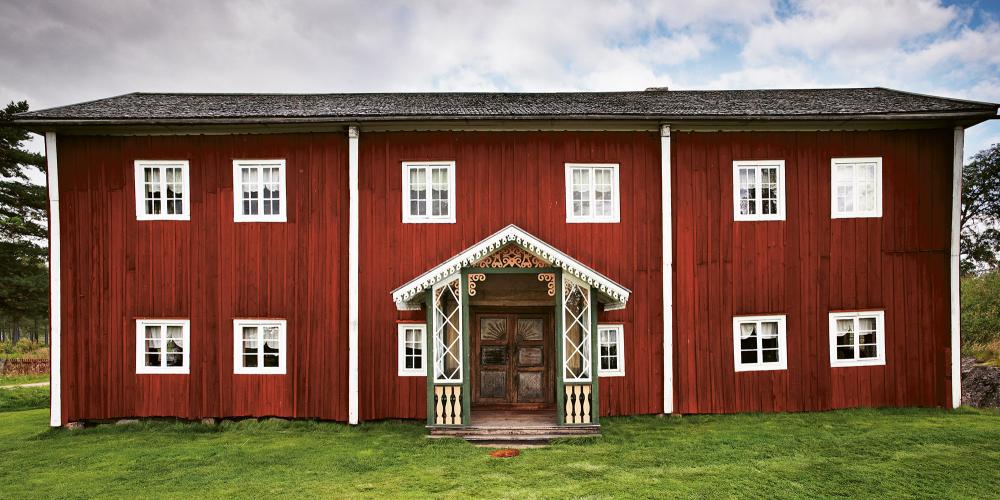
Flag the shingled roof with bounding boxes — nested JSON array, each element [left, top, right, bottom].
[[14, 87, 998, 126]]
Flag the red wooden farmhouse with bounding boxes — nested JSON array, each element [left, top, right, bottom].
[[15, 88, 998, 436]]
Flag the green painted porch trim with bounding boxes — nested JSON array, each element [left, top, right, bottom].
[[424, 292, 435, 427], [459, 269, 472, 426], [469, 266, 561, 275], [590, 287, 600, 425], [555, 269, 565, 425]]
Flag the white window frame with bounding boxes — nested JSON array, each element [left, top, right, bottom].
[[831, 157, 882, 219], [134, 160, 190, 221], [397, 323, 426, 376], [829, 311, 886, 367], [565, 163, 621, 223], [135, 319, 190, 374], [732, 160, 785, 221], [233, 319, 287, 375], [597, 324, 625, 377], [401, 161, 456, 223], [732, 314, 788, 372], [233, 159, 287, 222]]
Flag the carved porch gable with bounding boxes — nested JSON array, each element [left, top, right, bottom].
[[474, 244, 550, 268]]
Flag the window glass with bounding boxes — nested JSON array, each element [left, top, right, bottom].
[[403, 162, 454, 223], [566, 164, 619, 223], [734, 316, 787, 371]]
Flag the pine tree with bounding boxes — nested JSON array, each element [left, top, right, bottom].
[[0, 101, 48, 343]]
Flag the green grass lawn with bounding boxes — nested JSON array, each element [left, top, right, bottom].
[[0, 373, 50, 386], [2, 399, 999, 499]]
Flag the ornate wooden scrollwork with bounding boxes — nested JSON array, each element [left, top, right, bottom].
[[475, 244, 549, 268], [467, 273, 486, 296], [537, 273, 556, 296]]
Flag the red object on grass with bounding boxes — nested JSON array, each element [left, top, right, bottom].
[[490, 449, 520, 458]]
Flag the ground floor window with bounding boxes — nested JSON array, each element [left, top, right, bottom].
[[233, 319, 287, 374], [397, 324, 425, 376], [829, 311, 885, 367], [598, 324, 624, 377], [135, 319, 190, 374], [733, 315, 787, 372]]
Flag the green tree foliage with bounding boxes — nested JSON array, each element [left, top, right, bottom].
[[961, 143, 1000, 275], [961, 270, 1000, 349], [0, 101, 48, 343]]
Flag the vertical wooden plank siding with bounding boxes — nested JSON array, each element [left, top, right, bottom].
[[57, 133, 350, 423], [358, 131, 665, 419], [671, 129, 954, 413]]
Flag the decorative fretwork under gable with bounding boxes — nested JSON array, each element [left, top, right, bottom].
[[390, 224, 630, 311], [474, 244, 550, 268]]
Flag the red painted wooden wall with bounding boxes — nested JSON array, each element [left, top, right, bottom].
[[358, 131, 665, 419], [56, 133, 350, 424], [671, 129, 955, 413]]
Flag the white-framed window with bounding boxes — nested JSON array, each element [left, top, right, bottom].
[[402, 161, 456, 223], [831, 157, 882, 218], [397, 324, 426, 376], [233, 160, 287, 222], [135, 319, 190, 374], [565, 163, 620, 223], [733, 160, 785, 221], [598, 324, 625, 377], [829, 311, 886, 367], [733, 315, 788, 372], [134, 160, 190, 220], [233, 319, 287, 374]]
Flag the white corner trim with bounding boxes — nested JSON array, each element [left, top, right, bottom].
[[951, 127, 963, 408], [348, 126, 360, 424], [45, 132, 61, 427], [661, 124, 673, 414], [389, 224, 631, 310]]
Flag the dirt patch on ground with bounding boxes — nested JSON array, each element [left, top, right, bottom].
[[962, 357, 1000, 408]]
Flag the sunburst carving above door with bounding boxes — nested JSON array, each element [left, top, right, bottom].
[[474, 244, 549, 268]]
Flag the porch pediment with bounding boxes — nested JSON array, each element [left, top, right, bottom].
[[390, 224, 631, 311]]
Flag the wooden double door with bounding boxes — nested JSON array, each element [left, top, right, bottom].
[[471, 308, 555, 409]]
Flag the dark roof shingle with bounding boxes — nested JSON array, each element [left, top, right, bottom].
[[14, 87, 998, 125]]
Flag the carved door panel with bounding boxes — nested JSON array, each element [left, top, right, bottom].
[[472, 310, 553, 407]]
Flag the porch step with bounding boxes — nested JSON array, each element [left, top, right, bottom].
[[427, 424, 600, 444]]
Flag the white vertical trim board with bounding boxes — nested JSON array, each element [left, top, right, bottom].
[[348, 126, 360, 424], [951, 127, 963, 408], [45, 132, 62, 427], [661, 124, 673, 414]]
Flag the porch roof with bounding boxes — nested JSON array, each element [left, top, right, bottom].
[[391, 225, 631, 311]]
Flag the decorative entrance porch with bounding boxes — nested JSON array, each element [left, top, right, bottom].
[[390, 225, 630, 440]]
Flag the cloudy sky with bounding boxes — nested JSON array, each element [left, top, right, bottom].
[[2, 0, 999, 163]]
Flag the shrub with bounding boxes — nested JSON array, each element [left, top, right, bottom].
[[962, 270, 1000, 346]]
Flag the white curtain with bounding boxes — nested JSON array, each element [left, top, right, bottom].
[[760, 322, 778, 339], [740, 323, 756, 339]]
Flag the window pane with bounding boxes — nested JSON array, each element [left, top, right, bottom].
[[859, 345, 878, 358], [741, 351, 757, 364], [572, 169, 591, 216], [144, 168, 162, 215], [739, 323, 757, 350], [409, 168, 427, 216], [837, 346, 855, 360], [762, 349, 779, 363], [242, 167, 259, 215]]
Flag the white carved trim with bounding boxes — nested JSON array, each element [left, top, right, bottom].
[[390, 224, 630, 310]]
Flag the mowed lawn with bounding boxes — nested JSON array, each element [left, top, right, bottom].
[[2, 389, 1000, 499]]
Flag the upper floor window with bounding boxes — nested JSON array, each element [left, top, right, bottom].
[[397, 324, 425, 376], [598, 324, 625, 377], [829, 311, 885, 367], [233, 160, 286, 222], [402, 161, 456, 223], [233, 319, 287, 374], [733, 315, 787, 372], [134, 160, 190, 220], [565, 163, 620, 223], [831, 157, 882, 218], [733, 160, 785, 221], [135, 319, 190, 374]]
